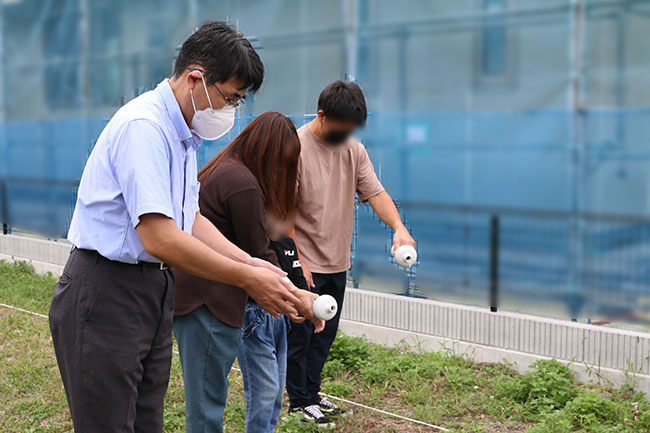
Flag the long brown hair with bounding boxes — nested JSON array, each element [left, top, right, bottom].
[[198, 111, 300, 218]]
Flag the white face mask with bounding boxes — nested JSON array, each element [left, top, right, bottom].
[[190, 74, 235, 140]]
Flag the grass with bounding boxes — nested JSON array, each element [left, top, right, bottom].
[[1, 260, 648, 432]]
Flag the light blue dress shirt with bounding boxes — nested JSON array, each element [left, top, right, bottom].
[[68, 79, 202, 264]]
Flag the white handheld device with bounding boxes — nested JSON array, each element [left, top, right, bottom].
[[312, 295, 338, 321], [282, 277, 338, 321], [393, 245, 418, 268]]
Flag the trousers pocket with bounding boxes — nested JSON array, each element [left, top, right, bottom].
[[82, 266, 108, 321], [241, 306, 264, 339], [49, 277, 74, 326], [57, 249, 80, 284]]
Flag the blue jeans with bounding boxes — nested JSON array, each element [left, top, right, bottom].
[[173, 306, 241, 433], [238, 302, 289, 433]]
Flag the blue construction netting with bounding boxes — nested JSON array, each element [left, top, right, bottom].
[[1, 0, 650, 327]]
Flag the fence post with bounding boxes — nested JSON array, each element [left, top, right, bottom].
[[489, 215, 500, 312], [1, 178, 7, 235]]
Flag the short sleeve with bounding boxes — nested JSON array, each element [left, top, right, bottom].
[[111, 119, 175, 228], [356, 143, 385, 202]]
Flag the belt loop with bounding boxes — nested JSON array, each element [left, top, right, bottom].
[[94, 251, 100, 265]]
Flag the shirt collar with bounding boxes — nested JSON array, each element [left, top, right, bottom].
[[157, 78, 202, 151]]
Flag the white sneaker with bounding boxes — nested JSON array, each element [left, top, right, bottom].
[[289, 404, 336, 429], [319, 397, 348, 418]]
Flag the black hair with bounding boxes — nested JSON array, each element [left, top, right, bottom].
[[317, 80, 367, 125], [173, 21, 264, 93]]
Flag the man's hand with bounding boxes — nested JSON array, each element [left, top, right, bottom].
[[246, 256, 287, 277], [287, 314, 306, 324], [312, 318, 325, 333], [291, 288, 319, 319], [391, 226, 415, 255], [286, 289, 325, 333], [301, 261, 315, 289], [244, 268, 302, 318]]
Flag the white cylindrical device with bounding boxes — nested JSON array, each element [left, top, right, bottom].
[[283, 277, 338, 321], [312, 294, 338, 321], [393, 245, 417, 268]]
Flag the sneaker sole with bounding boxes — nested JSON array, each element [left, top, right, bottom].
[[321, 409, 349, 418], [289, 410, 336, 429], [296, 418, 336, 429]]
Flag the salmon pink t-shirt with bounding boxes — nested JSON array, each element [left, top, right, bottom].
[[295, 125, 385, 274]]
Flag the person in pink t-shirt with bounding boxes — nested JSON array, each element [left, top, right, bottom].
[[287, 81, 415, 424]]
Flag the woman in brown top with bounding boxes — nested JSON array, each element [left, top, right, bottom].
[[173, 112, 319, 433]]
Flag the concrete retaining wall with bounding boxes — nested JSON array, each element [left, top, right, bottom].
[[340, 289, 650, 397], [2, 233, 649, 397], [0, 234, 68, 275]]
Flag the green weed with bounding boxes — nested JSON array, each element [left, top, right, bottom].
[[501, 359, 576, 414], [326, 333, 371, 370], [2, 260, 648, 432]]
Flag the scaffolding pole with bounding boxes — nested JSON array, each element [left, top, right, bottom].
[[568, 0, 587, 320]]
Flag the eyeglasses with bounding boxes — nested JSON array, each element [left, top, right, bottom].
[[187, 67, 246, 108]]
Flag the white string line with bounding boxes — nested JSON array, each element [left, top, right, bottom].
[[0, 303, 48, 318], [175, 349, 450, 432], [174, 354, 451, 429], [3, 303, 451, 432], [318, 393, 450, 432]]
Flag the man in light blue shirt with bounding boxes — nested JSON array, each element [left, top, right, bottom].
[[49, 22, 310, 433], [67, 76, 203, 263]]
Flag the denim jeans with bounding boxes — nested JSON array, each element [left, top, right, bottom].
[[238, 302, 289, 433], [173, 306, 241, 433]]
